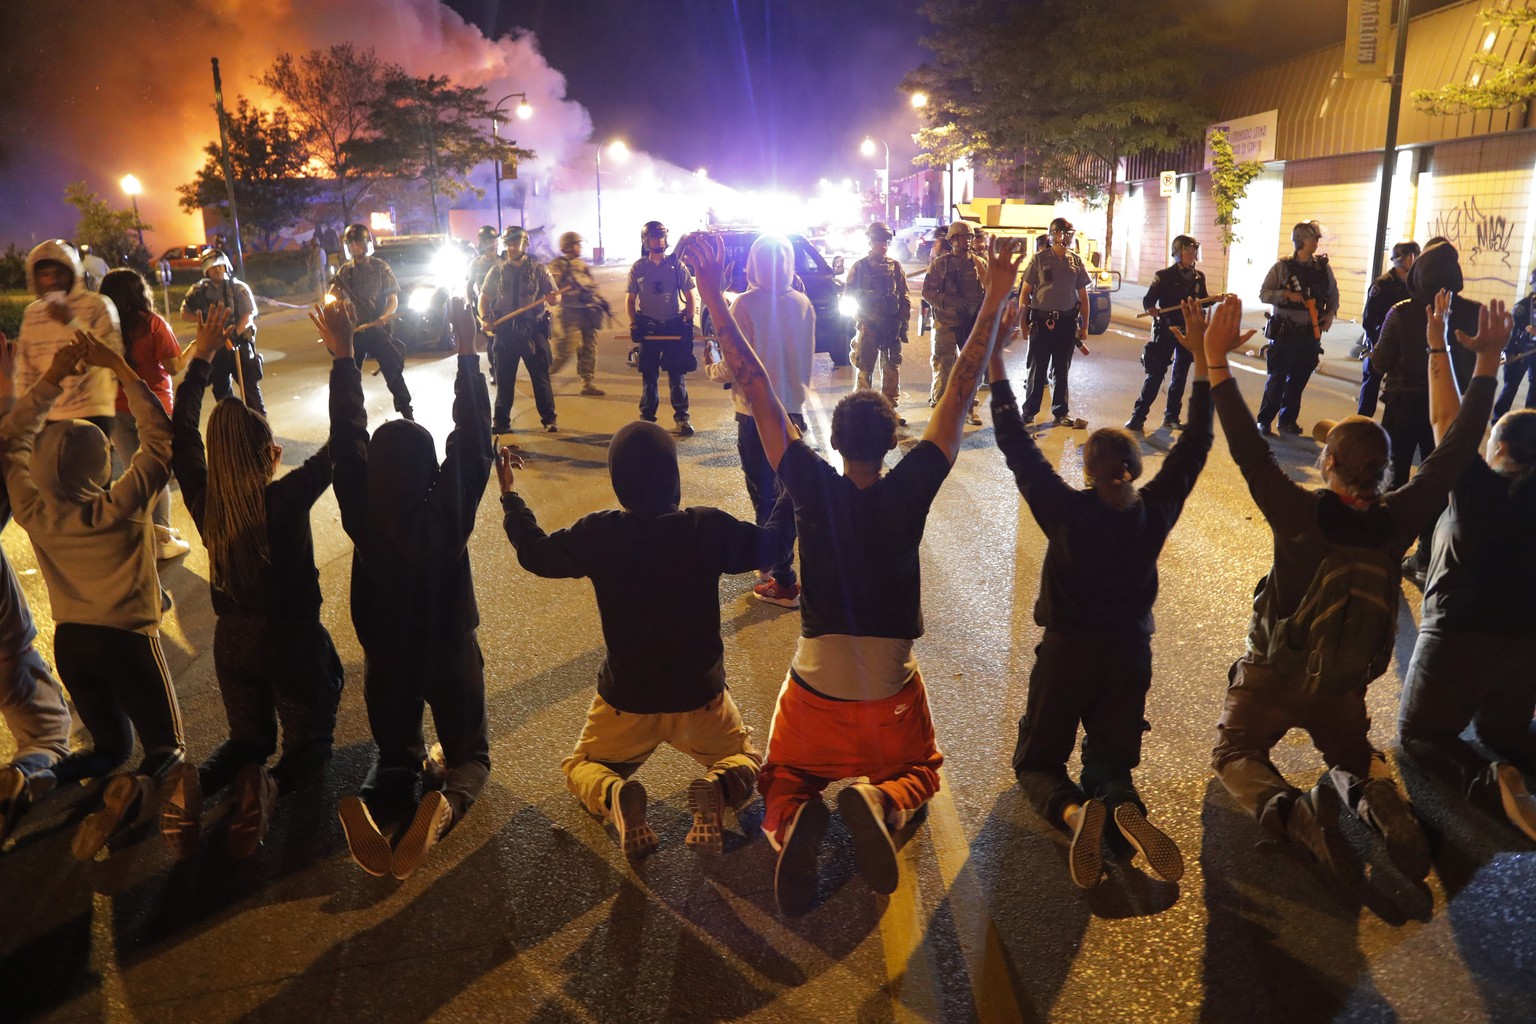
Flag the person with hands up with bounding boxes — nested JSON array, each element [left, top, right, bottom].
[[14, 240, 123, 437], [679, 230, 1021, 915], [1205, 291, 1502, 883], [991, 295, 1213, 890]]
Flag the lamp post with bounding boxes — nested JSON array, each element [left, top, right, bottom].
[[120, 174, 146, 249], [491, 92, 533, 234], [595, 139, 629, 265], [861, 136, 890, 222]]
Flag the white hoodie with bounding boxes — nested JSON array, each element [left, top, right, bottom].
[[711, 234, 817, 417], [17, 240, 123, 421]]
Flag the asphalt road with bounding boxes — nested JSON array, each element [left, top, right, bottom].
[[1, 269, 1533, 1024]]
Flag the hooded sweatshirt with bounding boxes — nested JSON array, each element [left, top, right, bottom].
[[1374, 241, 1482, 399], [0, 373, 171, 634], [708, 235, 816, 417], [17, 241, 124, 421], [500, 420, 783, 713], [330, 354, 494, 647]]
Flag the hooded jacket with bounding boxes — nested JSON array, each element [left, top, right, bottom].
[[707, 235, 816, 416], [0, 372, 171, 635], [17, 241, 124, 421], [1373, 241, 1482, 399]]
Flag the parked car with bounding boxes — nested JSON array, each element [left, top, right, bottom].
[[375, 236, 475, 353], [159, 245, 206, 271], [702, 229, 854, 365]]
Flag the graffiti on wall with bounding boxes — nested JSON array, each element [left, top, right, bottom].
[[1428, 197, 1515, 266]]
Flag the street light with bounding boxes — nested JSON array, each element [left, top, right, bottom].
[[910, 92, 929, 109], [120, 174, 146, 249], [595, 138, 630, 265], [861, 136, 891, 221], [491, 92, 532, 234]]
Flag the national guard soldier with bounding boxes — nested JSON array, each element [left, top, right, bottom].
[[479, 225, 560, 433], [1016, 217, 1091, 429], [330, 222, 413, 420], [548, 231, 609, 396], [181, 248, 265, 415], [1256, 221, 1339, 435], [626, 220, 698, 436], [1126, 234, 1208, 432], [847, 222, 912, 423], [922, 220, 986, 418]]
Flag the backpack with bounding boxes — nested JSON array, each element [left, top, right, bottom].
[[1246, 543, 1400, 694]]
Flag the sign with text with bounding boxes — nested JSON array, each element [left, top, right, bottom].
[[1343, 0, 1393, 79], [1204, 109, 1279, 168], [1159, 171, 1176, 197]]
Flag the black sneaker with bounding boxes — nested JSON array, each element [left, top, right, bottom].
[[491, 423, 511, 436], [610, 779, 658, 860], [838, 783, 899, 895], [392, 791, 453, 880], [544, 422, 559, 433], [774, 798, 829, 917], [676, 420, 695, 438], [338, 794, 393, 877], [1067, 799, 1106, 889], [1278, 421, 1303, 435], [1124, 417, 1146, 433], [1258, 421, 1276, 437], [1054, 415, 1088, 429], [1355, 778, 1431, 880], [1112, 803, 1184, 883], [1163, 417, 1183, 432], [686, 776, 725, 855]]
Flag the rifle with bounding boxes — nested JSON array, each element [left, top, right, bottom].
[[1287, 271, 1322, 340]]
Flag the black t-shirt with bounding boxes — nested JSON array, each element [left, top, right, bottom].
[[776, 439, 951, 639], [1422, 459, 1536, 635]]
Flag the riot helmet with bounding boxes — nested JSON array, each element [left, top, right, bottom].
[[1291, 221, 1321, 249], [476, 225, 498, 253], [641, 220, 669, 254], [866, 221, 894, 242], [200, 249, 233, 275], [559, 231, 583, 256], [1049, 217, 1075, 241], [343, 222, 375, 258], [501, 226, 528, 256], [1171, 234, 1200, 259]]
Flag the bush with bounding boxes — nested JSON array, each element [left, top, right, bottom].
[[0, 293, 29, 336]]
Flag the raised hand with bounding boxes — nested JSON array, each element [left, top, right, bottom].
[[1169, 296, 1207, 355], [677, 232, 728, 293], [496, 444, 525, 494], [1428, 289, 1451, 352], [44, 339, 86, 384], [75, 331, 127, 370], [193, 303, 233, 360], [983, 236, 1025, 298], [1454, 296, 1513, 356], [447, 296, 478, 357], [1203, 294, 1256, 359], [310, 300, 355, 359]]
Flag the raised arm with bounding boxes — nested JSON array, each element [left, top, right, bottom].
[[1427, 290, 1461, 444], [1143, 298, 1215, 507], [925, 237, 1024, 463], [75, 331, 176, 514], [313, 300, 370, 542], [0, 341, 85, 527], [496, 446, 586, 579], [986, 305, 1078, 529], [430, 299, 495, 545], [170, 304, 234, 533]]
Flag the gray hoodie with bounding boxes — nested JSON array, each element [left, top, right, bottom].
[[0, 373, 171, 635], [17, 240, 123, 421], [709, 234, 816, 417]]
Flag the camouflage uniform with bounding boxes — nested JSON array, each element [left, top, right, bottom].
[[846, 254, 911, 403], [921, 249, 986, 406], [547, 254, 606, 384]]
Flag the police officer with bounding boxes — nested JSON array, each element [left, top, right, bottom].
[[847, 221, 912, 423], [1494, 266, 1536, 420], [1126, 234, 1207, 432], [1357, 240, 1419, 417], [465, 225, 500, 318], [479, 225, 560, 433], [548, 231, 609, 396], [922, 220, 986, 418], [1256, 221, 1339, 435], [330, 223, 413, 420], [1017, 217, 1091, 429], [181, 248, 265, 415], [626, 220, 697, 436]]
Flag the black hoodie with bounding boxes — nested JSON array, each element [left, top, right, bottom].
[[500, 420, 783, 713], [330, 354, 493, 647], [1374, 241, 1483, 398]]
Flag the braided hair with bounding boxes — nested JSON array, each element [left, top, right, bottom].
[[204, 398, 274, 597]]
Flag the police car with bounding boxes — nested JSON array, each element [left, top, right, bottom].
[[376, 236, 475, 353]]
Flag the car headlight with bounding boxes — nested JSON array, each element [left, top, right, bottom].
[[429, 248, 469, 290], [838, 295, 859, 317], [407, 286, 436, 312]]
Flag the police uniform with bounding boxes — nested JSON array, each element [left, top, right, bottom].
[[466, 251, 499, 316], [627, 254, 696, 426], [1357, 268, 1412, 416], [1257, 253, 1338, 431], [181, 272, 265, 416], [1019, 246, 1090, 422], [847, 252, 911, 403], [921, 246, 986, 406], [1128, 260, 1207, 430], [1495, 286, 1536, 420], [332, 255, 413, 418], [548, 254, 606, 387], [480, 254, 557, 430]]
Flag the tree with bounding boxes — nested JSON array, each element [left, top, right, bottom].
[[1413, 7, 1536, 114], [64, 182, 143, 267], [261, 44, 396, 224], [178, 98, 315, 252], [1208, 128, 1265, 293], [346, 73, 531, 233]]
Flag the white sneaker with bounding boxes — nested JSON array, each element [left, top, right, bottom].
[[156, 530, 191, 560]]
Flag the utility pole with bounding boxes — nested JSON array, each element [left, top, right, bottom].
[[211, 58, 246, 276], [1369, 1, 1413, 283]]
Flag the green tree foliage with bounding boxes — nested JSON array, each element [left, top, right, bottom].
[[1413, 8, 1536, 114], [345, 73, 531, 234], [178, 98, 315, 252], [63, 182, 143, 267], [261, 44, 397, 224], [908, 0, 1210, 268], [1209, 128, 1264, 250]]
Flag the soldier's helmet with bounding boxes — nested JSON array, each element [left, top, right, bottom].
[[641, 221, 669, 251], [1291, 221, 1321, 248], [946, 221, 974, 240], [866, 221, 894, 242], [559, 231, 583, 253], [1171, 234, 1200, 259], [200, 249, 233, 274], [502, 226, 528, 248], [342, 223, 375, 257], [1049, 217, 1074, 236], [476, 225, 498, 250]]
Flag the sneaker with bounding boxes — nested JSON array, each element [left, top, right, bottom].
[[838, 783, 900, 895], [895, 414, 909, 427], [491, 423, 511, 436], [752, 579, 801, 609], [1278, 421, 1303, 435], [392, 790, 453, 880], [1066, 799, 1106, 889], [0, 765, 28, 846], [1355, 778, 1430, 880], [610, 779, 658, 860], [754, 569, 774, 585], [686, 776, 725, 855], [676, 420, 695, 438], [1054, 415, 1088, 429], [226, 764, 278, 860], [774, 798, 829, 917], [72, 774, 148, 862], [1112, 803, 1184, 883], [156, 530, 191, 561], [422, 742, 448, 792], [1162, 417, 1183, 432], [545, 422, 559, 433], [1258, 422, 1276, 437], [965, 410, 984, 427], [580, 381, 606, 396], [1124, 417, 1146, 433], [1495, 763, 1536, 842], [338, 794, 393, 877], [160, 761, 203, 861], [1285, 785, 1339, 875]]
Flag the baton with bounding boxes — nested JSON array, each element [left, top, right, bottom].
[[1136, 294, 1229, 319], [486, 286, 575, 330]]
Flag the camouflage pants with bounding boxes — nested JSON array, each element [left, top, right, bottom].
[[552, 306, 602, 381], [852, 322, 901, 402]]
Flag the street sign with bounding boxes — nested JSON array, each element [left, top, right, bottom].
[[1159, 171, 1176, 198], [1344, 0, 1392, 79]]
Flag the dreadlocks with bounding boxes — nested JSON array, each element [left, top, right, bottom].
[[204, 398, 274, 596]]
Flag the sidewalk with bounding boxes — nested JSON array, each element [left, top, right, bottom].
[[1106, 279, 1366, 392]]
